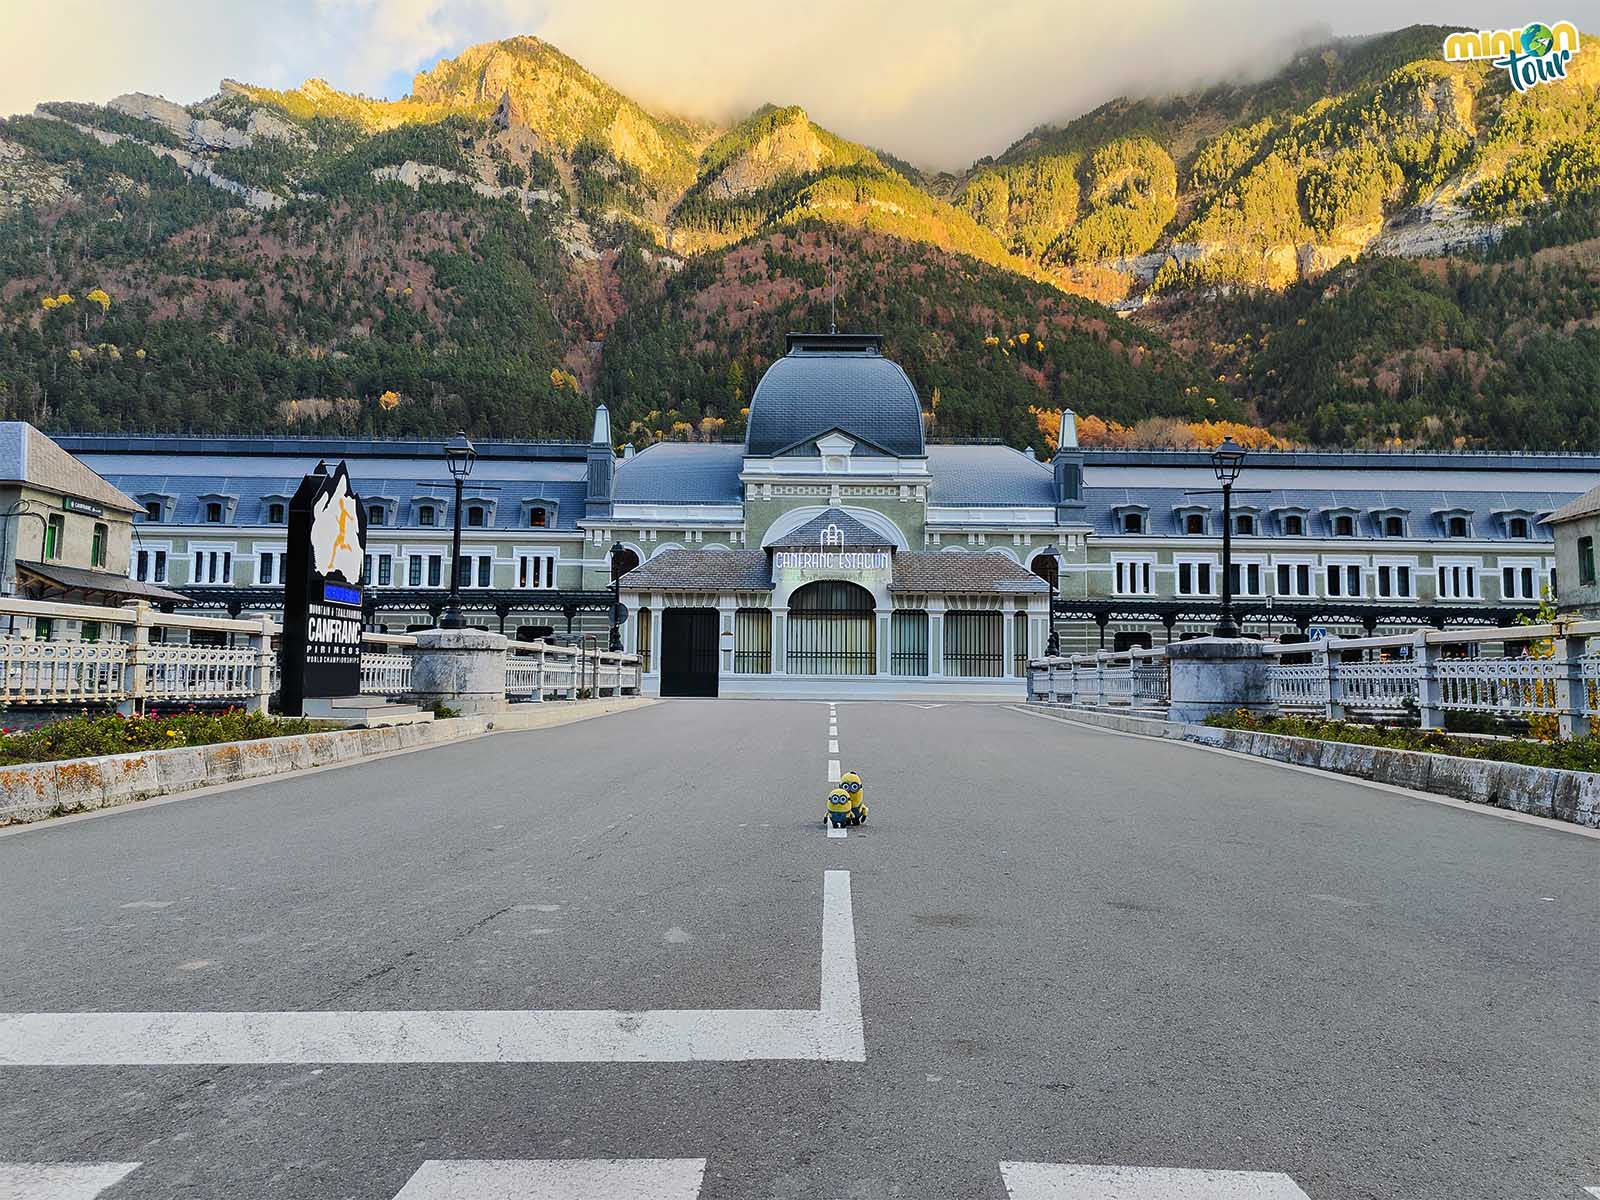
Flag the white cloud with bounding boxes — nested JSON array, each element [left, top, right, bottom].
[[0, 0, 1520, 168]]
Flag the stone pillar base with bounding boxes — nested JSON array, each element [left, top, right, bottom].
[[1166, 637, 1271, 725], [410, 628, 509, 715]]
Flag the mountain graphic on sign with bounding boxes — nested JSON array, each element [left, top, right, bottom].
[[310, 470, 364, 583]]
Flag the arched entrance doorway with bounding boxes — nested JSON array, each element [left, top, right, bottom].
[[786, 580, 876, 675]]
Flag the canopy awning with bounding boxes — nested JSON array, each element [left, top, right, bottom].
[[14, 559, 192, 606]]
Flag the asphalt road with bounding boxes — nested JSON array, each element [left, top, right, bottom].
[[0, 700, 1595, 1199]]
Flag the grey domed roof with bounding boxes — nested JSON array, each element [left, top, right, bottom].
[[744, 333, 925, 458]]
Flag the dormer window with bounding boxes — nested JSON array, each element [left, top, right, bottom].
[[367, 504, 386, 527], [467, 505, 486, 528], [1508, 516, 1530, 539], [1184, 513, 1204, 535], [144, 500, 162, 523], [1123, 513, 1144, 534], [529, 507, 547, 528], [1234, 513, 1255, 535], [1282, 514, 1304, 536], [419, 505, 436, 527], [1332, 514, 1356, 537], [1382, 515, 1404, 537], [205, 501, 223, 523], [1447, 515, 1469, 538], [267, 502, 285, 524]]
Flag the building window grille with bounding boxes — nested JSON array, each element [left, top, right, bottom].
[[1501, 565, 1536, 601], [90, 522, 107, 568], [638, 608, 652, 672], [367, 504, 385, 526], [377, 554, 392, 586], [890, 610, 929, 677], [1176, 560, 1213, 596], [42, 515, 63, 561], [1376, 564, 1412, 598], [427, 555, 442, 588], [477, 556, 491, 588], [1325, 563, 1362, 597], [1013, 611, 1028, 678], [258, 552, 275, 586], [1114, 560, 1153, 596], [1228, 562, 1264, 597], [786, 580, 875, 675], [1437, 562, 1478, 600], [943, 610, 1003, 678], [419, 505, 436, 527], [734, 608, 772, 674], [1276, 562, 1313, 597], [467, 506, 486, 528], [206, 501, 224, 523]]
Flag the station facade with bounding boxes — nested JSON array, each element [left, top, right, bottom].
[[51, 330, 1597, 697]]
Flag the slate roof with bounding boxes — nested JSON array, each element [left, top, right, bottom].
[[620, 548, 772, 591], [15, 559, 191, 604], [926, 445, 1055, 507], [1081, 485, 1575, 538], [614, 442, 743, 505], [1545, 483, 1600, 524], [745, 333, 925, 457], [768, 508, 896, 549], [0, 423, 141, 513], [888, 551, 1050, 594]]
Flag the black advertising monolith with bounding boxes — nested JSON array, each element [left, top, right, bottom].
[[280, 460, 367, 716]]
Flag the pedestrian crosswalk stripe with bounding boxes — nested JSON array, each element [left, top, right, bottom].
[[999, 1163, 1311, 1199], [0, 1162, 140, 1200], [0, 873, 863, 1066], [393, 1158, 706, 1199]]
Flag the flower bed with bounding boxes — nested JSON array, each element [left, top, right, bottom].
[[1205, 709, 1600, 774], [0, 708, 317, 768]]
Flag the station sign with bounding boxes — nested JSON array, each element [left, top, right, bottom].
[[279, 460, 367, 715]]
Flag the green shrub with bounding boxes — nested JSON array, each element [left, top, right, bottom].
[[1204, 709, 1600, 772], [0, 707, 316, 766]]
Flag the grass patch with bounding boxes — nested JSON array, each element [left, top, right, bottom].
[[0, 708, 317, 767], [1205, 709, 1600, 773]]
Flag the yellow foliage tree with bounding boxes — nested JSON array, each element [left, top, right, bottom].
[[86, 288, 111, 313], [377, 389, 401, 411]]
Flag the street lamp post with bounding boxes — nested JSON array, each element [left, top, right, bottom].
[[1038, 544, 1061, 657], [1210, 436, 1247, 639], [608, 542, 627, 652], [439, 431, 477, 630]]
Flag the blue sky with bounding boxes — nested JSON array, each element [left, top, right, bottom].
[[0, 0, 1533, 167]]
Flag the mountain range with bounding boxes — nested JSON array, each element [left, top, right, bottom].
[[0, 25, 1596, 451]]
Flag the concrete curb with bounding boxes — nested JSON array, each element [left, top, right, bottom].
[[0, 698, 654, 826], [1027, 703, 1599, 828]]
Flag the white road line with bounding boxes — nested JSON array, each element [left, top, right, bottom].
[[393, 1158, 706, 1199], [1583, 1189, 1600, 1198], [0, 1163, 141, 1200], [828, 739, 839, 753], [999, 1163, 1310, 1199], [0, 873, 864, 1065], [826, 826, 847, 840], [828, 759, 841, 782]]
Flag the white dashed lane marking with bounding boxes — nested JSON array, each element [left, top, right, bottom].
[[0, 1162, 141, 1200], [0, 874, 864, 1065], [393, 1158, 706, 1199], [999, 1163, 1311, 1199]]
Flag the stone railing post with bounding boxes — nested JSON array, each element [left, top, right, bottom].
[[1552, 628, 1585, 740], [1323, 645, 1345, 720], [118, 601, 151, 717], [250, 613, 275, 715], [1166, 637, 1271, 724], [410, 627, 509, 715], [532, 644, 546, 703], [1414, 632, 1443, 730]]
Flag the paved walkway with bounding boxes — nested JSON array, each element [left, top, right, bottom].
[[0, 701, 1594, 1198]]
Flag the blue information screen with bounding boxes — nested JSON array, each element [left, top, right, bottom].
[[322, 581, 362, 607]]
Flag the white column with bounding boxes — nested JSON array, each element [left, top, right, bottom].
[[718, 597, 737, 675], [928, 599, 945, 679], [877, 612, 890, 675], [1002, 604, 1016, 677], [771, 611, 787, 675], [648, 605, 662, 677]]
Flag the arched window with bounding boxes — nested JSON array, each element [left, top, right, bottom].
[[786, 580, 875, 676], [529, 507, 547, 528], [1447, 515, 1468, 538], [1234, 514, 1254, 535], [1030, 550, 1059, 593], [1332, 514, 1355, 537], [1383, 515, 1404, 537], [367, 504, 385, 526], [610, 547, 640, 581], [1283, 514, 1304, 536], [1122, 512, 1144, 534], [1184, 513, 1205, 535], [467, 505, 486, 528]]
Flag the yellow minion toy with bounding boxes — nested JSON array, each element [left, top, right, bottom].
[[826, 787, 854, 828], [839, 771, 867, 825]]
